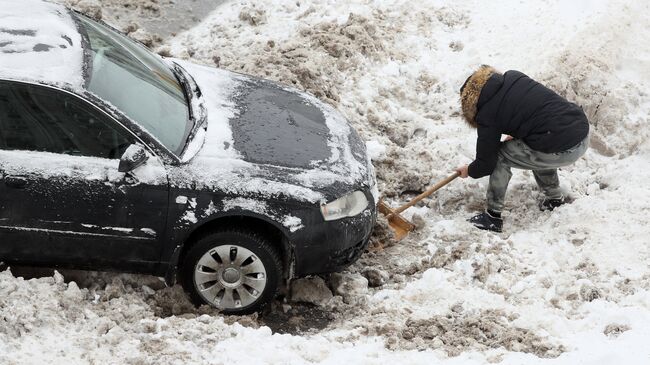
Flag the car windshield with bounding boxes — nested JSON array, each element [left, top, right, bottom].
[[76, 15, 191, 156]]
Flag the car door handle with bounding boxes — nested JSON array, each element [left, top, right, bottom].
[[5, 176, 28, 189]]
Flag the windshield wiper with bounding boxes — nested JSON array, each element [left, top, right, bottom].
[[171, 62, 194, 122], [170, 61, 207, 160]]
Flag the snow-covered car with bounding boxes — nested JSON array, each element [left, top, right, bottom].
[[0, 0, 377, 314]]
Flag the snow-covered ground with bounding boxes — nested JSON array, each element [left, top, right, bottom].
[[2, 0, 650, 363]]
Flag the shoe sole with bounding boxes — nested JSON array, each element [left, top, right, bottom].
[[472, 223, 502, 233]]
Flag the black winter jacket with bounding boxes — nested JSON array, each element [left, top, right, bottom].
[[468, 71, 589, 178]]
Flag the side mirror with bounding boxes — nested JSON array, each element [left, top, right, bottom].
[[118, 144, 149, 173]]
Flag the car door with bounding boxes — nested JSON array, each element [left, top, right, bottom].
[[0, 80, 169, 271]]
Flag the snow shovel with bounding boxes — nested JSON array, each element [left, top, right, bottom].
[[377, 171, 460, 241]]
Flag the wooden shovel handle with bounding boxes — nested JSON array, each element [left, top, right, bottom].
[[391, 171, 460, 216]]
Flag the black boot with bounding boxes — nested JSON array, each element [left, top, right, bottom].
[[540, 195, 566, 211], [468, 210, 503, 232]]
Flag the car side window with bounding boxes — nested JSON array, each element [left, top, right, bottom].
[[0, 81, 134, 159]]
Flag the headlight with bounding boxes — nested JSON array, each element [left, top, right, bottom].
[[320, 191, 368, 221]]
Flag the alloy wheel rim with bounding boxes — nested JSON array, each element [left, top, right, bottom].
[[194, 245, 267, 309]]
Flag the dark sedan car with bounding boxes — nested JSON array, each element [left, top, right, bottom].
[[0, 0, 377, 314]]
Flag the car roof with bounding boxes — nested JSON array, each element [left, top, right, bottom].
[[0, 0, 85, 90]]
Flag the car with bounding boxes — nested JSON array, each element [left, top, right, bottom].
[[0, 0, 377, 314]]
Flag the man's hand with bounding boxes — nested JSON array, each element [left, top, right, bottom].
[[503, 135, 514, 141], [456, 164, 469, 178]]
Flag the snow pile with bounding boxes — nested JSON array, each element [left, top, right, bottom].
[[366, 140, 387, 161], [3, 0, 650, 364], [0, 0, 84, 87], [58, 0, 163, 45], [539, 3, 650, 158]]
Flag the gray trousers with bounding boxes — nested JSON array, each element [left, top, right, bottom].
[[487, 137, 589, 213]]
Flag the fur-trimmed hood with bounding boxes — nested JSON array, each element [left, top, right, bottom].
[[460, 65, 500, 127]]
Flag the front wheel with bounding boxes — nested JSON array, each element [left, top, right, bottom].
[[181, 230, 282, 315]]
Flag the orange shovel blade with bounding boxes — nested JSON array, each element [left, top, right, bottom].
[[377, 200, 416, 241]]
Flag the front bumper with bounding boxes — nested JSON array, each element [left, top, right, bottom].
[[291, 200, 376, 277]]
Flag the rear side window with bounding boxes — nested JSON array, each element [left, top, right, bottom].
[[0, 81, 133, 159]]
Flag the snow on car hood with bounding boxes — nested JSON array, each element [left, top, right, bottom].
[[169, 60, 371, 203]]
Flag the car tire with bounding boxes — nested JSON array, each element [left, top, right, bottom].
[[180, 229, 282, 315]]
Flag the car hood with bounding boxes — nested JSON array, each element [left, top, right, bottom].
[[168, 60, 374, 204]]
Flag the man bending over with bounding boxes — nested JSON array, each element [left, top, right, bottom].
[[456, 65, 589, 232]]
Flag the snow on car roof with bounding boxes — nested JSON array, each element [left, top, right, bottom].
[[0, 0, 85, 89]]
